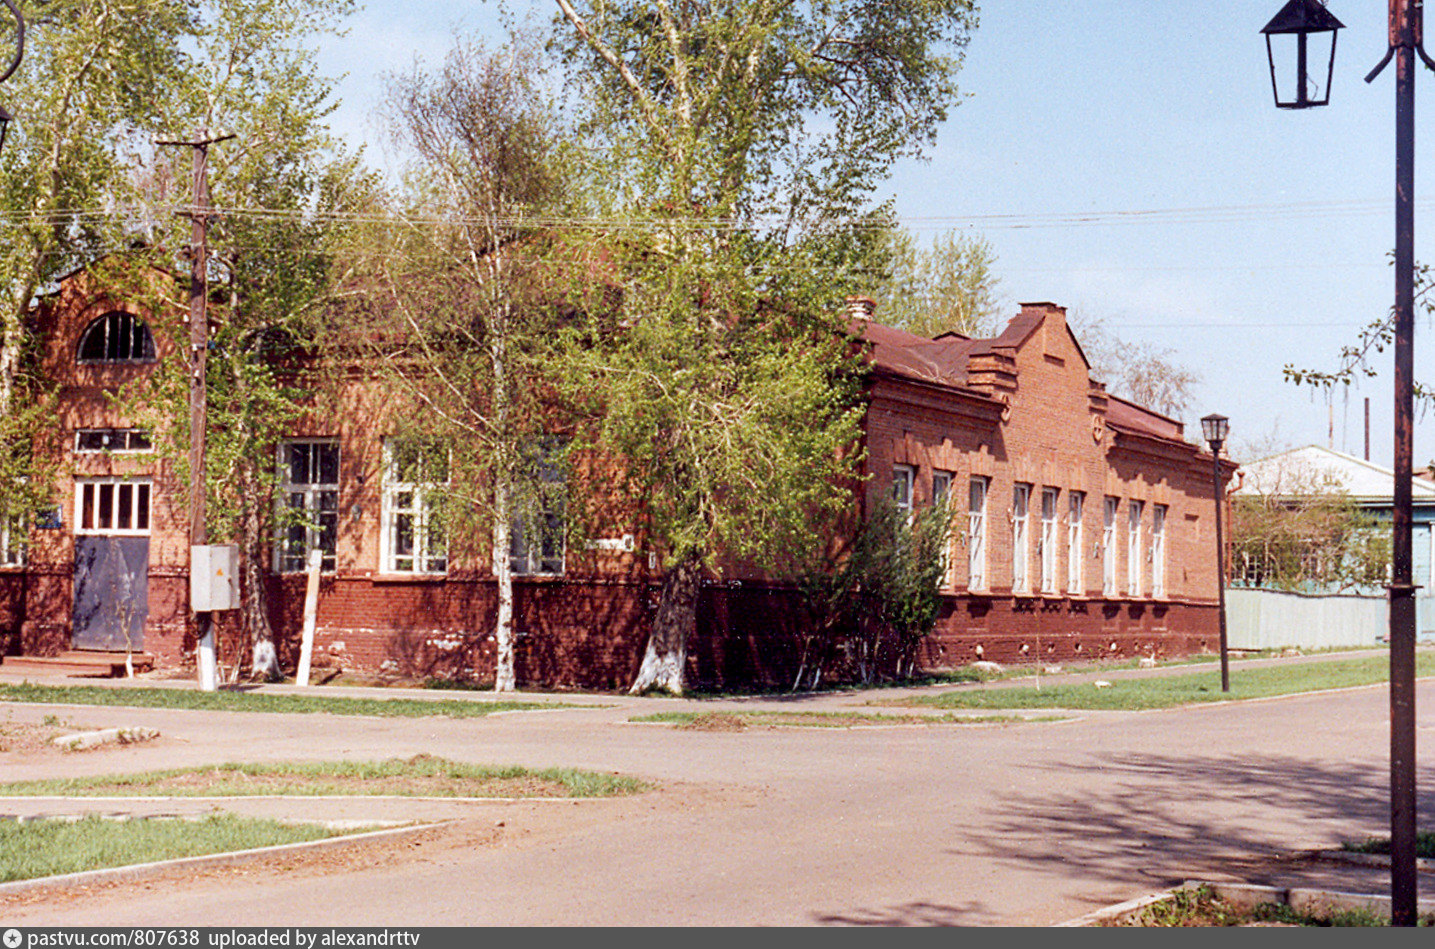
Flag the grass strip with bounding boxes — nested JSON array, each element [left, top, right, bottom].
[[0, 682, 555, 718], [0, 755, 647, 799], [630, 710, 1070, 730], [1343, 831, 1435, 859], [1117, 884, 1417, 927], [890, 652, 1435, 712], [0, 814, 351, 883]]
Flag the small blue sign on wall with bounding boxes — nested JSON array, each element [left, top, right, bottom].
[[35, 506, 62, 530]]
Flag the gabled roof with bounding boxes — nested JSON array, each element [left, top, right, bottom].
[[852, 305, 1186, 448], [1235, 444, 1435, 505]]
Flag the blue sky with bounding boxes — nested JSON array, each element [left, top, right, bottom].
[[314, 1, 1435, 468]]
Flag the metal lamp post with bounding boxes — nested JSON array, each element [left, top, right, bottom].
[[1201, 414, 1231, 695], [1260, 0, 1422, 926]]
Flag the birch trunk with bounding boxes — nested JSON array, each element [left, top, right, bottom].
[[492, 476, 516, 692], [629, 552, 702, 695]]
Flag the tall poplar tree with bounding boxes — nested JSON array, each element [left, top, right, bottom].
[[551, 0, 980, 693]]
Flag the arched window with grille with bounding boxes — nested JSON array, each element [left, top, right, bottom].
[[76, 311, 156, 364]]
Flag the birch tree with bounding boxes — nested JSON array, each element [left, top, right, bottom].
[[552, 0, 979, 694], [340, 36, 570, 692]]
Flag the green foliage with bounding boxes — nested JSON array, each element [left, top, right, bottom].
[[1230, 467, 1392, 593], [0, 814, 342, 883], [0, 757, 647, 798], [796, 495, 952, 688], [1342, 831, 1435, 858], [0, 682, 558, 717], [900, 651, 1435, 712], [868, 229, 1003, 338]]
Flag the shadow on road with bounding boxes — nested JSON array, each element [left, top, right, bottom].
[[812, 899, 996, 926], [965, 752, 1435, 888]]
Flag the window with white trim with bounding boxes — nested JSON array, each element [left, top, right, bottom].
[[932, 470, 953, 505], [75, 478, 151, 535], [76, 311, 156, 364], [1102, 497, 1119, 596], [1039, 487, 1059, 594], [967, 476, 988, 591], [75, 429, 152, 453], [381, 439, 448, 574], [276, 440, 338, 573], [1127, 500, 1144, 596], [510, 442, 567, 576], [892, 464, 915, 515], [0, 515, 25, 566], [1151, 504, 1168, 597], [1067, 491, 1085, 594], [1012, 483, 1031, 594]]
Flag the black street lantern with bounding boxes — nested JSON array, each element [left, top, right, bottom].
[[1261, 0, 1344, 108], [1200, 414, 1231, 694]]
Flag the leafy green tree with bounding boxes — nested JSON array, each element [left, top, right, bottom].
[[124, 0, 363, 680], [0, 0, 194, 528], [1230, 466, 1391, 593], [337, 34, 572, 691], [794, 495, 951, 689], [551, 0, 979, 694], [869, 229, 1003, 338]]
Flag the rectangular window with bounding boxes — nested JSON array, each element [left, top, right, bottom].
[[932, 470, 953, 505], [1127, 500, 1144, 596], [1012, 483, 1031, 594], [1067, 491, 1085, 594], [381, 439, 448, 575], [75, 429, 153, 453], [75, 478, 151, 535], [1039, 487, 1059, 594], [510, 442, 566, 576], [277, 440, 339, 573], [1103, 497, 1119, 596], [0, 515, 24, 566], [1152, 504, 1167, 598], [967, 476, 988, 591], [892, 464, 915, 514]]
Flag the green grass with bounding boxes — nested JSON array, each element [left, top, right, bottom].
[[0, 756, 648, 799], [630, 710, 1070, 729], [0, 814, 352, 883], [0, 682, 558, 718], [1118, 884, 1429, 927], [889, 652, 1435, 712], [1343, 831, 1435, 858]]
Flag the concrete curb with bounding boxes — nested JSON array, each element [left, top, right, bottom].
[[1056, 879, 1435, 926], [0, 818, 452, 899]]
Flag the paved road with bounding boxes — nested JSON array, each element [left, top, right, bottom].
[[0, 659, 1431, 925]]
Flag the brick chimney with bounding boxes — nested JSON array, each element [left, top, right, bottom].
[[845, 295, 876, 321]]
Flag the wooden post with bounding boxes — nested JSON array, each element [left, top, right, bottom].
[[295, 548, 322, 687]]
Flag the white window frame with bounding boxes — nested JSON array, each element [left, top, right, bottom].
[[276, 439, 339, 573], [892, 464, 915, 515], [967, 476, 988, 591], [1012, 483, 1031, 594], [1127, 499, 1144, 597], [1151, 504, 1168, 598], [380, 439, 448, 575], [1039, 487, 1059, 594], [74, 429, 152, 453], [1103, 497, 1119, 596], [932, 470, 953, 505], [1067, 491, 1085, 594], [0, 515, 25, 566], [75, 478, 152, 536]]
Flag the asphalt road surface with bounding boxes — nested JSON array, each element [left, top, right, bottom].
[[0, 666, 1430, 926]]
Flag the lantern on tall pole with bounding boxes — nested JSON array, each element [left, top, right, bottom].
[[1260, 0, 1423, 926]]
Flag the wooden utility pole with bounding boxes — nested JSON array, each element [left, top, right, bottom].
[[156, 129, 234, 693]]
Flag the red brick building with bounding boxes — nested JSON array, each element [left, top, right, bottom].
[[0, 272, 1231, 688]]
